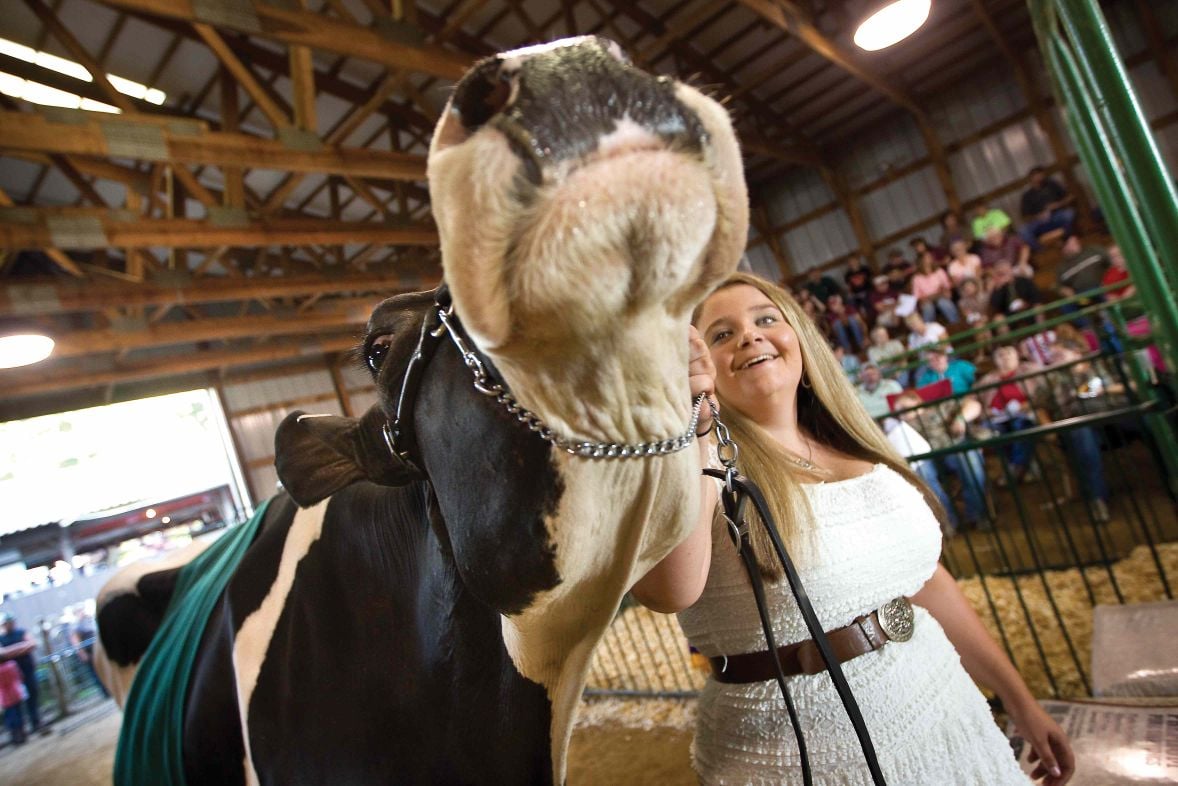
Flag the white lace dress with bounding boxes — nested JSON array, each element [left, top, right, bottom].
[[677, 464, 1030, 785]]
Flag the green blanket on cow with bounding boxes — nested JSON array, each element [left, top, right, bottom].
[[114, 498, 271, 786]]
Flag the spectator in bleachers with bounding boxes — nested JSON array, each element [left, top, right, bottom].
[[911, 252, 960, 324], [910, 236, 948, 265], [1057, 233, 1110, 301], [892, 390, 991, 531], [905, 311, 951, 355], [971, 201, 1012, 241], [832, 344, 861, 380], [867, 274, 901, 328], [803, 266, 844, 304], [880, 410, 958, 536], [978, 227, 1032, 274], [867, 325, 905, 368], [825, 293, 867, 353], [946, 239, 982, 289], [939, 210, 971, 251], [916, 346, 976, 395], [988, 260, 1043, 327], [0, 613, 41, 735], [1101, 244, 1135, 300], [957, 277, 989, 328], [883, 248, 916, 287], [1019, 166, 1076, 250], [855, 361, 903, 419], [1032, 339, 1120, 522], [843, 253, 874, 314], [977, 345, 1043, 482]]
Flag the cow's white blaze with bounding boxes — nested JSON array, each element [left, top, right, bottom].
[[231, 499, 328, 786], [429, 39, 747, 785]]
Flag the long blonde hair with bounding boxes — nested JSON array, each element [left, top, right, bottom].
[[693, 272, 947, 579]]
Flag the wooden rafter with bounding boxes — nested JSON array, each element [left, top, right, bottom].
[[0, 212, 438, 250], [0, 112, 427, 180], [92, 0, 472, 80]]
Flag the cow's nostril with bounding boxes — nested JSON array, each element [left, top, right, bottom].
[[455, 65, 515, 132]]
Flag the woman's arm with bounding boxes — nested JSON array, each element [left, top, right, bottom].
[[631, 326, 718, 613], [912, 565, 1075, 785]]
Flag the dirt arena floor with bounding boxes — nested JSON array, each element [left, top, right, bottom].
[[0, 696, 698, 785]]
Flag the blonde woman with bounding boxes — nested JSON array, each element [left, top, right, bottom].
[[632, 272, 1072, 785]]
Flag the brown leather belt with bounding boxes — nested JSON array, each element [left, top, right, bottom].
[[709, 598, 915, 684]]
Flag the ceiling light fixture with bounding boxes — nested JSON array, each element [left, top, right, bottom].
[[0, 333, 55, 369], [853, 0, 932, 51]]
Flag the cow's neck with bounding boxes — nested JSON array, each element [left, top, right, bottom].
[[501, 449, 700, 784]]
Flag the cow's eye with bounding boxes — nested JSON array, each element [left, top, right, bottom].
[[366, 334, 393, 373]]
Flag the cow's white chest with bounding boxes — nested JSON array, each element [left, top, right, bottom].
[[231, 499, 328, 786]]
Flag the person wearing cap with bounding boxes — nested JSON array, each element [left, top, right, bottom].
[[0, 612, 43, 734], [855, 361, 904, 419], [916, 347, 977, 395]]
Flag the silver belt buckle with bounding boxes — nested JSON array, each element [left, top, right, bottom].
[[877, 597, 915, 642]]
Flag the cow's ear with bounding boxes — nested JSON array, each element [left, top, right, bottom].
[[275, 408, 416, 507]]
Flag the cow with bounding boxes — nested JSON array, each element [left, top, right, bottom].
[[94, 36, 748, 785]]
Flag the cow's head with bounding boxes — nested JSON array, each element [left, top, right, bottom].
[[277, 37, 746, 783]]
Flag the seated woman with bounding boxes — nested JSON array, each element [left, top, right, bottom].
[[911, 252, 960, 325], [633, 272, 1073, 786]]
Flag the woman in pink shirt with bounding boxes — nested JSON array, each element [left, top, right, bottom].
[[946, 239, 982, 289], [911, 251, 960, 324]]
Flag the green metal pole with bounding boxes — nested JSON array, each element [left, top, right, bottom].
[[1056, 0, 1178, 283], [1045, 37, 1178, 371]]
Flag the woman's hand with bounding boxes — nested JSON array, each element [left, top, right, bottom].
[[689, 325, 717, 437], [1011, 700, 1074, 785]]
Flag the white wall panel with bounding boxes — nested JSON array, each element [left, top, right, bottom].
[[841, 114, 926, 190], [250, 464, 281, 501], [781, 210, 857, 273], [949, 118, 1053, 204], [857, 167, 945, 240], [222, 370, 335, 413], [760, 169, 836, 227], [744, 244, 782, 281]]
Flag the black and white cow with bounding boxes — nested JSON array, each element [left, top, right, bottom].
[[95, 36, 747, 785]]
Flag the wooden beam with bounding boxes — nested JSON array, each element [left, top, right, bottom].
[[0, 271, 436, 317], [289, 43, 317, 133], [0, 112, 427, 180], [0, 212, 437, 250], [22, 0, 136, 114], [3, 335, 361, 399], [91, 0, 471, 80], [0, 186, 86, 277], [48, 298, 384, 358], [327, 355, 356, 417], [734, 0, 923, 115], [819, 166, 873, 261], [194, 22, 291, 130], [219, 68, 245, 209], [750, 203, 792, 279], [1134, 0, 1178, 103]]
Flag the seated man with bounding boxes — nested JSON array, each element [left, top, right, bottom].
[[1057, 233, 1110, 301], [1019, 166, 1076, 250], [916, 346, 976, 395], [824, 293, 867, 353], [988, 260, 1043, 330], [971, 201, 1012, 241], [855, 362, 903, 419], [979, 227, 1032, 276], [802, 266, 844, 304], [892, 390, 991, 531], [977, 345, 1044, 482]]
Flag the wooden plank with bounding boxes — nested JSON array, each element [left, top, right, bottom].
[[0, 112, 427, 180], [0, 213, 438, 250], [92, 0, 471, 80], [327, 355, 355, 417], [48, 299, 383, 358], [0, 271, 434, 317]]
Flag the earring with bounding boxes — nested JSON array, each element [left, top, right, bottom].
[[801, 371, 812, 389]]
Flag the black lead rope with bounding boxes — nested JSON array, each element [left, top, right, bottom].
[[702, 467, 887, 786]]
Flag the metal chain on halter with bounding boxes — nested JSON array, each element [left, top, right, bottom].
[[436, 305, 706, 459]]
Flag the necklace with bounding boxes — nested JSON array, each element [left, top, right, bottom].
[[781, 440, 832, 477]]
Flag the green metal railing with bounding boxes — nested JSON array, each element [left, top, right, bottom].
[[1028, 0, 1178, 373]]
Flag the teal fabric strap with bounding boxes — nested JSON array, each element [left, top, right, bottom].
[[114, 498, 272, 786]]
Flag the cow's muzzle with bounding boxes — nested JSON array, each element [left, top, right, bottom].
[[440, 36, 708, 184]]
